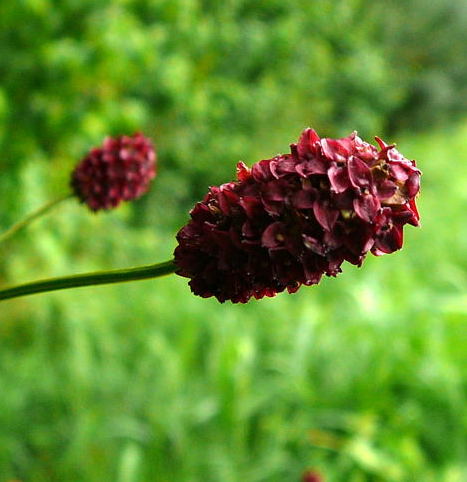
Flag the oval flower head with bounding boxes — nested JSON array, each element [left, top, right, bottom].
[[71, 133, 156, 211], [174, 128, 421, 303]]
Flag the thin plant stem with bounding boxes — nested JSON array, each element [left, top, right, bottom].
[[0, 193, 74, 244], [0, 259, 177, 301]]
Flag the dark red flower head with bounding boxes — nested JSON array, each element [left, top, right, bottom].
[[301, 470, 324, 482], [174, 128, 421, 303], [71, 133, 156, 211]]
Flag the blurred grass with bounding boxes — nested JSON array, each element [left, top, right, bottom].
[[0, 122, 466, 481]]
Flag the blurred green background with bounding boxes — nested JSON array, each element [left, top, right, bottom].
[[0, 1, 466, 481]]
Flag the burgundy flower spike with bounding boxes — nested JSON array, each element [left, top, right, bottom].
[[174, 128, 421, 303], [71, 133, 156, 211]]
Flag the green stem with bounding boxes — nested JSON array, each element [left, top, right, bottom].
[[0, 193, 73, 244], [0, 260, 177, 301]]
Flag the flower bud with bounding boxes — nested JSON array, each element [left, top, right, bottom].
[[71, 133, 156, 211]]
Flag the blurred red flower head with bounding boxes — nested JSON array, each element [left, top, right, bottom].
[[71, 133, 156, 211], [301, 469, 324, 482], [174, 128, 421, 303]]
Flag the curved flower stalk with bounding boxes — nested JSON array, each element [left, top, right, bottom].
[[0, 194, 73, 243], [0, 133, 156, 243], [0, 261, 176, 301], [174, 128, 421, 303]]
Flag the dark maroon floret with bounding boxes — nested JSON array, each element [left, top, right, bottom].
[[71, 133, 156, 211], [174, 128, 421, 303]]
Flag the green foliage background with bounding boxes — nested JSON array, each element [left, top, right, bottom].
[[0, 1, 466, 481]]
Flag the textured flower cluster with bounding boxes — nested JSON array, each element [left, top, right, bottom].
[[174, 128, 421, 303], [71, 133, 156, 211]]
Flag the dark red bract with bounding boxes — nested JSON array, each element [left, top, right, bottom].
[[174, 128, 421, 303], [71, 133, 156, 211]]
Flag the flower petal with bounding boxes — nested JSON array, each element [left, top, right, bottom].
[[261, 222, 286, 249], [376, 180, 397, 200], [328, 165, 350, 193], [321, 134, 355, 161], [373, 224, 403, 254], [313, 200, 339, 231], [353, 194, 380, 222], [292, 189, 316, 209], [296, 158, 328, 176], [251, 159, 273, 182], [236, 161, 251, 181], [348, 156, 372, 188], [297, 128, 321, 158], [405, 172, 420, 198], [303, 235, 326, 255]]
